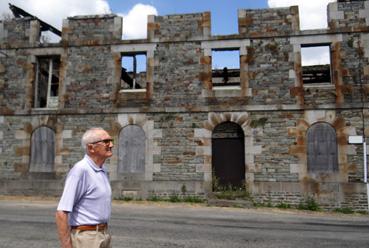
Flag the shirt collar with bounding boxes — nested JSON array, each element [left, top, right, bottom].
[[84, 154, 106, 172]]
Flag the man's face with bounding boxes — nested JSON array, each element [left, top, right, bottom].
[[89, 130, 114, 160]]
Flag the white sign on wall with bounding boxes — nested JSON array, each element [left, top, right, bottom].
[[349, 136, 363, 144]]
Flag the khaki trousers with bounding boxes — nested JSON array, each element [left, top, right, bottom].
[[71, 229, 111, 248]]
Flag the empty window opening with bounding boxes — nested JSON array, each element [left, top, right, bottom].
[[34, 56, 60, 108], [40, 31, 62, 44], [212, 49, 240, 87], [121, 53, 147, 90], [307, 122, 338, 172], [301, 45, 331, 84]]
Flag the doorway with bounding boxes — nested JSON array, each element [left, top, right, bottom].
[[212, 122, 245, 189]]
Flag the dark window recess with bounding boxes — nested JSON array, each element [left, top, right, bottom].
[[121, 53, 147, 90], [34, 56, 60, 108], [301, 45, 331, 84], [307, 122, 338, 172], [212, 122, 245, 189], [302, 65, 331, 84], [212, 68, 240, 87], [212, 49, 240, 87]]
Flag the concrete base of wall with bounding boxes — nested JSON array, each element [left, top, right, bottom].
[[0, 179, 64, 197], [111, 180, 205, 199]]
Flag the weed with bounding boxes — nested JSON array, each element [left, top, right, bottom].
[[276, 202, 291, 209], [169, 194, 181, 203], [298, 196, 320, 211], [334, 207, 354, 214], [147, 195, 161, 202], [182, 196, 205, 203]]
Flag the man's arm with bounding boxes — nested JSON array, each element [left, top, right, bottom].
[[55, 210, 72, 248]]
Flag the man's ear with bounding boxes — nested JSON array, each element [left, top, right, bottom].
[[87, 144, 95, 153]]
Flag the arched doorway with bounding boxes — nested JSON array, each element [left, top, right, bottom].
[[212, 122, 245, 189]]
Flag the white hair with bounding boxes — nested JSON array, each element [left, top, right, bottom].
[[81, 127, 105, 150]]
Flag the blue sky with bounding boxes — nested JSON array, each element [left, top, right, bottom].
[[0, 0, 335, 66], [108, 0, 268, 35]]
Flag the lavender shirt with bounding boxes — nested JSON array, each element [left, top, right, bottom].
[[57, 155, 112, 226]]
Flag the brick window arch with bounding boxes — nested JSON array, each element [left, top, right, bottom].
[[307, 122, 338, 172], [118, 125, 146, 173], [30, 126, 55, 172]]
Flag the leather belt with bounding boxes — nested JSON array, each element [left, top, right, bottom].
[[71, 223, 108, 231]]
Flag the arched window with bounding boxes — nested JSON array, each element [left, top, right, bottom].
[[118, 125, 146, 173], [30, 126, 55, 172], [307, 122, 338, 172], [212, 122, 245, 189]]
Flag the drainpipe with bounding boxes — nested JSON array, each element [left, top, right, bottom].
[[357, 41, 368, 211], [364, 140, 368, 211]]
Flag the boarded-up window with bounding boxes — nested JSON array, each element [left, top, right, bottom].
[[118, 125, 146, 173], [307, 122, 338, 172], [30, 126, 55, 172]]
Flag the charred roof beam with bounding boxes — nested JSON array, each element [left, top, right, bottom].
[[8, 3, 61, 36]]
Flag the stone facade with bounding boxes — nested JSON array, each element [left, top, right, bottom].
[[1, 1, 369, 211]]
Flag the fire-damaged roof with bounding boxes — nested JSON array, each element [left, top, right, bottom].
[[8, 3, 61, 36]]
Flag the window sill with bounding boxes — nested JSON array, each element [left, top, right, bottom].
[[303, 83, 335, 89], [32, 107, 58, 110], [120, 89, 147, 93], [213, 85, 241, 90], [212, 86, 241, 97]]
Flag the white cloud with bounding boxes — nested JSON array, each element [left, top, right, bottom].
[[119, 4, 158, 39], [0, 1, 158, 41], [301, 46, 331, 66], [268, 0, 336, 30], [0, 0, 111, 29], [268, 0, 336, 66]]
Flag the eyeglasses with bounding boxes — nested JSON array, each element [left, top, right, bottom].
[[89, 139, 114, 146]]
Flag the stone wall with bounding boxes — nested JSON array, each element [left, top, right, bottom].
[[238, 6, 299, 37], [0, 17, 39, 47], [62, 15, 122, 46], [328, 0, 369, 30], [0, 1, 368, 211]]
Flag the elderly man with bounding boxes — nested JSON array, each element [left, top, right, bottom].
[[56, 127, 114, 248]]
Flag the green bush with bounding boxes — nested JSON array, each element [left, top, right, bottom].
[[276, 202, 291, 209], [182, 196, 205, 203], [298, 196, 320, 211], [169, 194, 181, 202], [147, 195, 161, 202], [334, 207, 354, 214]]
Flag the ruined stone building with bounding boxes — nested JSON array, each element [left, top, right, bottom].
[[0, 0, 368, 210]]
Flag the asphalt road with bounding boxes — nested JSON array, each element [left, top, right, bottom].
[[0, 198, 369, 248]]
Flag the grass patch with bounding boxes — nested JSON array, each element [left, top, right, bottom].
[[276, 202, 291, 209], [147, 193, 205, 204]]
